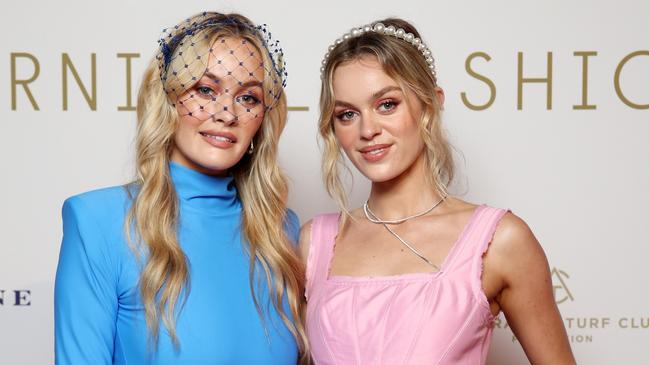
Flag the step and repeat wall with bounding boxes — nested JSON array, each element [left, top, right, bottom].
[[1, 0, 647, 363]]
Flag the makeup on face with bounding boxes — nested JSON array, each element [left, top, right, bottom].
[[331, 57, 426, 183], [170, 36, 266, 175]]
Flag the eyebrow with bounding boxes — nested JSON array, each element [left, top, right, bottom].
[[202, 72, 263, 88], [334, 85, 402, 109], [372, 85, 401, 99]]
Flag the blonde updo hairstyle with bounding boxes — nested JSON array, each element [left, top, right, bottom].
[[125, 11, 309, 362], [319, 18, 454, 210]]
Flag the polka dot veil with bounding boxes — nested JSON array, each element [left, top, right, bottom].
[[156, 12, 288, 125]]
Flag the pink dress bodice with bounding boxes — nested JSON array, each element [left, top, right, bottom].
[[305, 205, 508, 365]]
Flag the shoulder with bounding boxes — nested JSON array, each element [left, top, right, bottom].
[[285, 208, 300, 230], [63, 184, 134, 218], [298, 212, 340, 262], [485, 210, 548, 280], [61, 184, 135, 252], [490, 211, 537, 254], [59, 185, 135, 277], [284, 208, 301, 245], [298, 218, 315, 263]]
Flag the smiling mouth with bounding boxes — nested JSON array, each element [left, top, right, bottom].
[[359, 144, 391, 161], [364, 147, 387, 155], [200, 132, 235, 143]]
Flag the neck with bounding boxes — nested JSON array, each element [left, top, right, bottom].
[[367, 153, 443, 220]]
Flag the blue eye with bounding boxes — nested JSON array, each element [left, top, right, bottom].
[[378, 100, 397, 112], [236, 93, 261, 106], [336, 110, 357, 121], [196, 86, 214, 96]]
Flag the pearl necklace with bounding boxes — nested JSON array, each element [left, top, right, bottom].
[[363, 195, 447, 270]]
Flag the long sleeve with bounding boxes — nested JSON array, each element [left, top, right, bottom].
[[53, 172, 300, 364], [285, 209, 301, 245], [54, 196, 118, 365]]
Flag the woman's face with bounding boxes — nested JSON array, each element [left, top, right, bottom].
[[171, 36, 265, 175], [332, 56, 432, 183]]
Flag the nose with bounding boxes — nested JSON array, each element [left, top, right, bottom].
[[211, 94, 238, 126], [359, 114, 381, 140]]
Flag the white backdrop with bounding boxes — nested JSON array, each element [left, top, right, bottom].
[[1, 0, 648, 363]]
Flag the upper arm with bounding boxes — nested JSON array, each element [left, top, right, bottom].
[[55, 196, 118, 365], [486, 212, 575, 364], [284, 208, 301, 246], [298, 219, 313, 264]]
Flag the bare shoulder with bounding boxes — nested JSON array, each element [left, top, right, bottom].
[[486, 212, 549, 282], [490, 212, 539, 256], [298, 219, 314, 263]]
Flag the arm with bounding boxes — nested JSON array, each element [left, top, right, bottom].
[[285, 209, 302, 246], [486, 213, 576, 365], [54, 197, 118, 365], [298, 220, 313, 264]]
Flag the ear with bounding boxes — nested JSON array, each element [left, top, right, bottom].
[[434, 86, 445, 110]]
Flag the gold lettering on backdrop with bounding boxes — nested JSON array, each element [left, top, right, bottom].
[[493, 316, 510, 329], [512, 333, 593, 343], [573, 51, 598, 110], [287, 106, 309, 111], [614, 50, 649, 109], [619, 317, 649, 329], [461, 52, 496, 110], [517, 52, 553, 110], [10, 53, 40, 110], [551, 267, 574, 304], [62, 53, 97, 111], [569, 335, 593, 343], [6, 51, 648, 112], [117, 53, 140, 111]]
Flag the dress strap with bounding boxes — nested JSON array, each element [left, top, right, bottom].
[[305, 213, 340, 299], [461, 206, 510, 300]]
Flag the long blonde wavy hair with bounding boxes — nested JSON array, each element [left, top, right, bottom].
[[124, 12, 309, 362], [319, 18, 454, 210]]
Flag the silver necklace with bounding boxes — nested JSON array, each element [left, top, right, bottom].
[[363, 196, 446, 224], [363, 195, 447, 270]]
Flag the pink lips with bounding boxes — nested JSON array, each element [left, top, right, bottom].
[[199, 130, 237, 149], [358, 143, 391, 162]]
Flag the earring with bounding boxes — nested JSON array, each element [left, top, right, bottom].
[[248, 139, 254, 154]]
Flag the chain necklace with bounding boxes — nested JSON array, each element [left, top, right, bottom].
[[363, 195, 447, 270]]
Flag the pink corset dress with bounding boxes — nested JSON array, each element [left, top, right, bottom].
[[305, 205, 508, 365]]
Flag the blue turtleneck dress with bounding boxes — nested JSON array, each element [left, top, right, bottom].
[[54, 162, 300, 364]]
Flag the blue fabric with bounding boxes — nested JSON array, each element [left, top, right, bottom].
[[55, 162, 300, 365]]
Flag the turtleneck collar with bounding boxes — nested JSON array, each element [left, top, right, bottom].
[[169, 161, 239, 214]]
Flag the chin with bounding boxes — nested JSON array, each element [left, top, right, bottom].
[[187, 153, 242, 175], [355, 163, 403, 183]]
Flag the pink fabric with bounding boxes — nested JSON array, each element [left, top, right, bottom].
[[305, 205, 508, 365]]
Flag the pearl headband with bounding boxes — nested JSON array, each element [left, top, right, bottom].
[[320, 22, 437, 80]]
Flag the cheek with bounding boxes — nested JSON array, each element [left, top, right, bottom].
[[242, 116, 264, 141], [401, 129, 424, 154], [333, 125, 356, 152], [174, 117, 199, 147]]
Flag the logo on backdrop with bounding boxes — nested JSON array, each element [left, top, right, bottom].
[[552, 267, 574, 304], [4, 50, 649, 111], [0, 290, 31, 306], [494, 267, 649, 345]]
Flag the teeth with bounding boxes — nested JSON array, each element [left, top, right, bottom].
[[367, 148, 385, 155], [202, 133, 232, 143]]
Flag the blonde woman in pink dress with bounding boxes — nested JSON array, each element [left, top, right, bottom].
[[299, 18, 576, 365]]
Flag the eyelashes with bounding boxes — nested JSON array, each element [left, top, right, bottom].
[[334, 99, 401, 122], [336, 110, 358, 121], [377, 100, 398, 112], [193, 85, 262, 107]]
